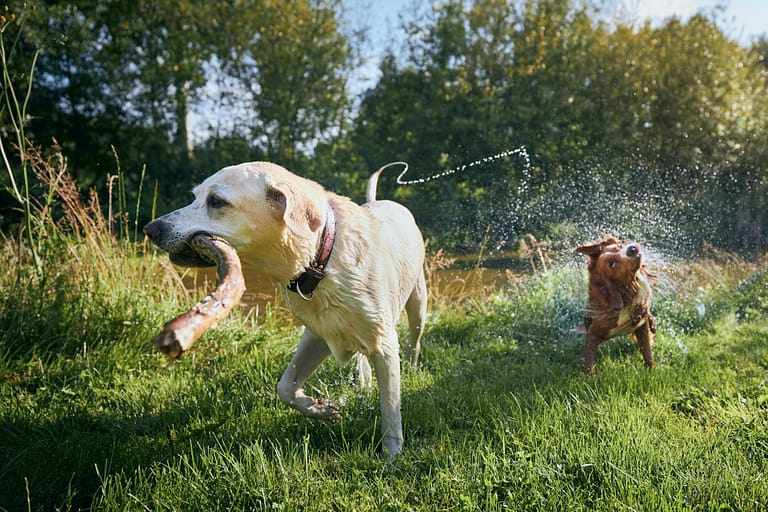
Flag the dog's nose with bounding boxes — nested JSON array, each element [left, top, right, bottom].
[[143, 219, 165, 241], [627, 244, 639, 257]]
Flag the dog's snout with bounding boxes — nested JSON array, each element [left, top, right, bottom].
[[143, 218, 166, 241], [627, 244, 639, 257]]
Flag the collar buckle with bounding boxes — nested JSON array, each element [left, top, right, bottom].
[[287, 203, 336, 300]]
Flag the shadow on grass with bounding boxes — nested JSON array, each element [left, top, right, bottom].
[[0, 342, 378, 511]]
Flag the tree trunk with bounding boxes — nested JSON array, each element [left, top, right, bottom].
[[174, 79, 193, 164]]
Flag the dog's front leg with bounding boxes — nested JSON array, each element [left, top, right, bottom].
[[277, 329, 340, 419], [583, 333, 601, 374], [634, 322, 655, 369], [371, 336, 403, 459]]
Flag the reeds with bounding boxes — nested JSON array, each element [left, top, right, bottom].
[[0, 22, 189, 367]]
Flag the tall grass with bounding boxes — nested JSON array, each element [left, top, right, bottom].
[[1, 14, 194, 375], [1, 11, 40, 267], [0, 142, 189, 365]]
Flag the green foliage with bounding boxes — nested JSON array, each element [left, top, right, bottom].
[[2, 118, 765, 511], [3, 5, 768, 510], [3, 0, 767, 251], [734, 268, 768, 321], [221, 0, 354, 169], [346, 0, 768, 251], [1, 0, 356, 226], [0, 115, 765, 509]]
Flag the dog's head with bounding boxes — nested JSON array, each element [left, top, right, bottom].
[[144, 162, 327, 267], [575, 235, 645, 310]]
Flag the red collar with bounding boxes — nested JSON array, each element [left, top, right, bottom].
[[287, 203, 336, 300]]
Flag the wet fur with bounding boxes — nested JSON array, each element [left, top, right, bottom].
[[575, 235, 656, 373], [144, 161, 427, 458]]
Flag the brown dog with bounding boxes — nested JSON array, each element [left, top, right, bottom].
[[575, 235, 656, 373]]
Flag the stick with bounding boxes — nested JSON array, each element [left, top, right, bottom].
[[152, 234, 245, 358]]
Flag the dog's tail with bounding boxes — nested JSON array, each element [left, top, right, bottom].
[[365, 162, 407, 203], [365, 166, 386, 203]]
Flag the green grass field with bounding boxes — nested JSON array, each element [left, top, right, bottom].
[[2, 239, 767, 511]]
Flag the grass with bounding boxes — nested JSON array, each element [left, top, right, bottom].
[[1, 211, 767, 511], [1, 142, 767, 512]]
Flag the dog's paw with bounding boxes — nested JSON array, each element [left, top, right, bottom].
[[306, 398, 341, 420], [381, 435, 403, 460]]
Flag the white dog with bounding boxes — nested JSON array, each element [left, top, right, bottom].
[[144, 162, 427, 457]]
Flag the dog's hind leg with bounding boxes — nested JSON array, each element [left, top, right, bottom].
[[354, 353, 373, 389], [583, 333, 600, 374], [277, 329, 340, 419], [404, 271, 427, 368]]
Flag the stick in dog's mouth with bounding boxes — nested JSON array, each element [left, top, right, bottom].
[[152, 233, 246, 358]]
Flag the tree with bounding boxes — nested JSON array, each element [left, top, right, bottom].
[[2, 0, 357, 220], [99, 0, 223, 166], [218, 0, 356, 171], [1, 0, 222, 200], [349, 0, 600, 247], [348, 0, 768, 250]]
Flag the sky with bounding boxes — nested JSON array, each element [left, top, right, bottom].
[[352, 0, 767, 48], [625, 0, 767, 44], [344, 0, 767, 93]]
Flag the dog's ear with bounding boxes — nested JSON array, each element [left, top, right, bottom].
[[575, 236, 622, 266], [575, 235, 621, 257], [575, 242, 603, 259], [266, 183, 323, 239], [575, 242, 603, 268]]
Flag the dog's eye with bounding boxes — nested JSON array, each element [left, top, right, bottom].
[[609, 260, 616, 269], [206, 194, 230, 210]]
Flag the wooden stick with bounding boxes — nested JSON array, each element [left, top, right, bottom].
[[153, 234, 246, 358]]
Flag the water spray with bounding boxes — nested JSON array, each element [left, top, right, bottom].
[[375, 146, 531, 186]]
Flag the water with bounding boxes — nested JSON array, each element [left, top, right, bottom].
[[183, 149, 759, 325], [184, 261, 520, 317], [386, 147, 748, 265], [392, 146, 531, 186]]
